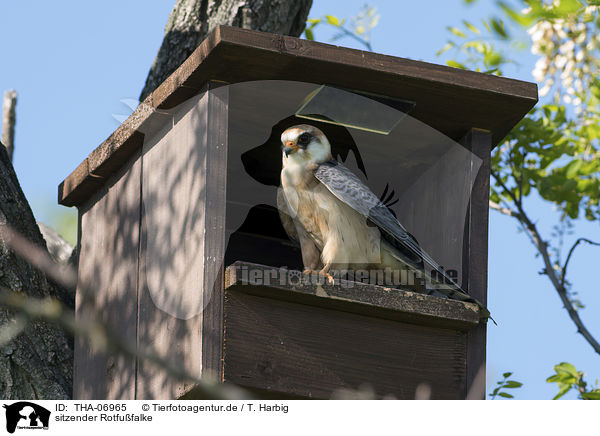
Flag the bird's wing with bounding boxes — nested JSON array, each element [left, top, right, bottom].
[[314, 161, 422, 268], [314, 160, 489, 317], [277, 186, 298, 243]]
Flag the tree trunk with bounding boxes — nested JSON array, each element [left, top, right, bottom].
[[139, 0, 313, 101], [0, 142, 73, 399]]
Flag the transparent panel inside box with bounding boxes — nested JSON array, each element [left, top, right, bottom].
[[140, 80, 481, 319]]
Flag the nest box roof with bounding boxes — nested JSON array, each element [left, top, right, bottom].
[[59, 25, 537, 207]]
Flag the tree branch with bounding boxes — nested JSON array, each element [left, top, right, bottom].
[[489, 200, 520, 218], [560, 238, 600, 289], [490, 170, 600, 356], [332, 25, 372, 50], [2, 90, 17, 162]]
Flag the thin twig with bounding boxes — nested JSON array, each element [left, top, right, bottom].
[[560, 238, 600, 288], [491, 171, 600, 355], [517, 173, 523, 209], [333, 26, 372, 50]]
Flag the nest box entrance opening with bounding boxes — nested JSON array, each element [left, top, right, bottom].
[[223, 80, 480, 293]]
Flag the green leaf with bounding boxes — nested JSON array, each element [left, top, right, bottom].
[[555, 362, 579, 378], [464, 41, 486, 53], [463, 20, 480, 34], [370, 15, 379, 28], [436, 42, 454, 56], [306, 18, 321, 24], [548, 373, 577, 384], [499, 2, 535, 26], [581, 391, 600, 400], [546, 374, 562, 383], [565, 159, 583, 177], [552, 384, 571, 400], [447, 26, 466, 37], [503, 381, 523, 388], [491, 18, 509, 39], [482, 19, 491, 32], [326, 15, 340, 26], [554, 0, 583, 16], [498, 392, 514, 398], [484, 52, 503, 67], [502, 372, 513, 378], [304, 27, 314, 40], [484, 68, 500, 75], [446, 60, 467, 69]]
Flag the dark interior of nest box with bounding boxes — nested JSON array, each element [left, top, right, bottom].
[[223, 81, 477, 287]]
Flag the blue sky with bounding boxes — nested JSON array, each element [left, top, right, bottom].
[[1, 1, 598, 399]]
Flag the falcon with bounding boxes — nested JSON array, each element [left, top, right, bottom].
[[277, 124, 489, 315]]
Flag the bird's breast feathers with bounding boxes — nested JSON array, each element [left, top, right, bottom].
[[281, 163, 381, 266]]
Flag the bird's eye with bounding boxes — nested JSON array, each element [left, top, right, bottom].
[[298, 133, 311, 146]]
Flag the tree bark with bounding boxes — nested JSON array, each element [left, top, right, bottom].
[[0, 142, 73, 399], [139, 0, 313, 101]]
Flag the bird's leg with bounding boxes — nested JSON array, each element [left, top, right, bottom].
[[302, 263, 334, 285], [298, 231, 321, 274], [318, 262, 335, 285]]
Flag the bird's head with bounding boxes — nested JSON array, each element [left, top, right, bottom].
[[281, 124, 332, 167]]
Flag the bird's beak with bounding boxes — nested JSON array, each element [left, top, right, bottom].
[[284, 141, 298, 157]]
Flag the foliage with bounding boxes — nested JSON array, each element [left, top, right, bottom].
[[489, 372, 523, 399], [438, 17, 515, 74], [547, 362, 600, 399], [493, 363, 600, 399], [440, 1, 600, 361], [304, 5, 379, 50], [440, 1, 600, 397], [443, 2, 600, 223]]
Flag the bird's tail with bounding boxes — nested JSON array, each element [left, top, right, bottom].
[[423, 271, 492, 322], [385, 243, 492, 322]]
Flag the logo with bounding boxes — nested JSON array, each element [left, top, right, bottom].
[[3, 402, 50, 434]]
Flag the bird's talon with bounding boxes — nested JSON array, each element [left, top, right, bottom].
[[318, 269, 335, 285], [302, 269, 334, 285]]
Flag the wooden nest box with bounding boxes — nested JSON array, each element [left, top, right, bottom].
[[59, 26, 537, 400]]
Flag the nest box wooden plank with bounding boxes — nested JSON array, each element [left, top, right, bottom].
[[60, 26, 537, 400]]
